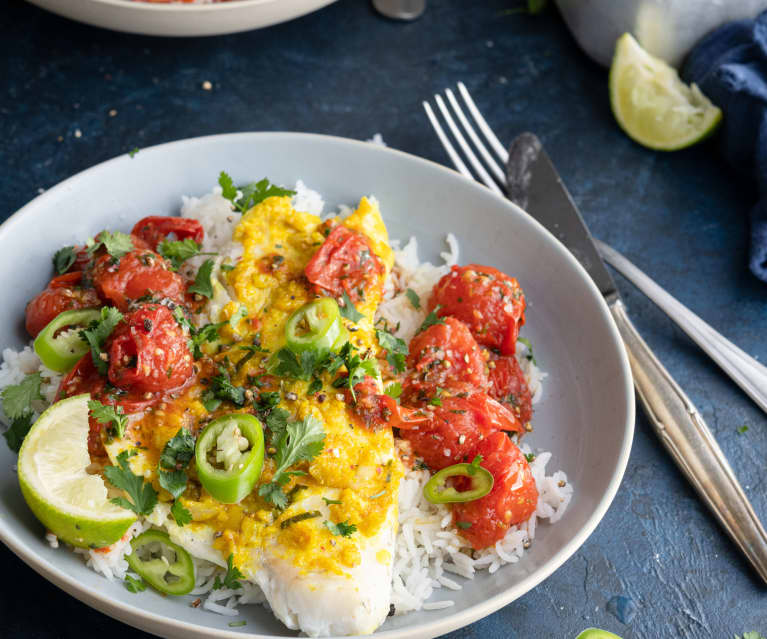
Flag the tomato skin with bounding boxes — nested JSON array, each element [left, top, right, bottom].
[[130, 216, 204, 251], [91, 249, 186, 311], [487, 354, 533, 426], [407, 316, 489, 391], [107, 305, 194, 393], [452, 431, 538, 550], [304, 225, 384, 303], [25, 272, 101, 338], [400, 386, 524, 471], [429, 264, 525, 356], [347, 376, 429, 431]]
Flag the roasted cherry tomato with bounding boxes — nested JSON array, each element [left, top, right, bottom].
[[429, 264, 525, 356], [90, 249, 186, 311], [130, 216, 204, 251], [107, 305, 194, 393], [399, 386, 524, 471], [452, 431, 538, 550], [304, 225, 384, 303], [126, 530, 195, 595], [25, 272, 101, 338], [487, 354, 533, 426], [407, 316, 488, 391], [195, 414, 265, 504], [349, 376, 429, 431]]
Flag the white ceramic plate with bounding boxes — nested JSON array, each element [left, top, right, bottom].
[[24, 0, 337, 37], [0, 132, 634, 638]]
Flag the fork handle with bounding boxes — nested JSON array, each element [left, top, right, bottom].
[[610, 299, 767, 583]]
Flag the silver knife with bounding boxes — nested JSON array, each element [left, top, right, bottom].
[[507, 132, 767, 584]]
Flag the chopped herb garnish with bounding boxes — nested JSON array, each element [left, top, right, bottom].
[[417, 305, 445, 334], [218, 172, 296, 213], [339, 291, 364, 322], [324, 520, 357, 537], [280, 510, 322, 529], [738, 424, 750, 435], [269, 348, 320, 382], [170, 500, 193, 526], [124, 575, 147, 593], [429, 387, 444, 407], [86, 231, 134, 260], [104, 450, 158, 516], [384, 382, 402, 399], [517, 337, 536, 365], [129, 147, 140, 158], [88, 399, 128, 439], [405, 288, 421, 309], [456, 521, 472, 530], [2, 373, 43, 424], [330, 342, 380, 402], [229, 304, 248, 332], [189, 259, 215, 298], [228, 621, 247, 628], [210, 367, 246, 407], [213, 553, 244, 591], [200, 389, 221, 412], [218, 171, 237, 201], [157, 238, 211, 270], [322, 497, 342, 506], [158, 427, 195, 502], [80, 306, 124, 374], [258, 415, 326, 509], [52, 246, 77, 274], [2, 413, 33, 453], [307, 377, 322, 396], [524, 453, 536, 463], [376, 328, 408, 374]]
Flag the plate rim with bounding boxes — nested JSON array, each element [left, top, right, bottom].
[[0, 131, 635, 639]]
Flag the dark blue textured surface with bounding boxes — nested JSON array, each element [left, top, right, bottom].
[[1, 1, 767, 637]]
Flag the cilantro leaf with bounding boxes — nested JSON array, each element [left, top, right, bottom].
[[80, 307, 124, 375], [103, 450, 158, 516], [524, 452, 536, 463], [124, 575, 147, 593], [170, 499, 192, 526], [234, 179, 295, 213], [307, 377, 322, 396], [52, 246, 77, 275], [376, 329, 408, 374], [258, 415, 325, 507], [159, 469, 187, 499], [339, 291, 364, 322], [738, 424, 750, 434], [229, 304, 248, 332], [201, 390, 221, 412], [173, 307, 225, 359], [417, 305, 445, 334], [189, 259, 215, 298], [218, 171, 238, 201], [87, 231, 134, 260], [88, 399, 128, 438], [330, 342, 380, 402], [213, 553, 244, 590], [3, 414, 33, 453], [210, 367, 246, 406], [428, 387, 444, 407], [129, 147, 139, 158], [405, 288, 421, 310], [157, 238, 204, 270], [160, 427, 195, 470], [384, 382, 402, 399], [269, 348, 318, 381], [324, 520, 357, 537], [517, 337, 536, 365], [2, 373, 43, 421]]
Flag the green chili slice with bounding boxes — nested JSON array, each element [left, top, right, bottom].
[[195, 414, 264, 504], [423, 456, 494, 504], [33, 308, 102, 373], [285, 298, 346, 354], [126, 530, 195, 595]]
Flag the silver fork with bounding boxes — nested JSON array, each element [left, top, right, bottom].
[[423, 83, 767, 419]]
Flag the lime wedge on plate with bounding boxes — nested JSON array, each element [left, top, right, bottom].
[[609, 33, 722, 151], [18, 394, 136, 548], [576, 629, 623, 639]]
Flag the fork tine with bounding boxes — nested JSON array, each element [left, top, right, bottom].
[[457, 82, 509, 164], [423, 101, 474, 182], [445, 88, 506, 185], [434, 94, 504, 196]]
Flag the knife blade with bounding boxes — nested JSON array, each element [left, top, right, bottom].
[[505, 131, 767, 584]]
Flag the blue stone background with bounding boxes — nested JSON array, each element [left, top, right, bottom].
[[1, 0, 766, 636]]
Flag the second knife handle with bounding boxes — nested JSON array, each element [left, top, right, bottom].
[[609, 299, 767, 583]]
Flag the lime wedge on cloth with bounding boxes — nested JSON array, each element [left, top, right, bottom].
[[610, 33, 722, 150], [18, 394, 136, 548]]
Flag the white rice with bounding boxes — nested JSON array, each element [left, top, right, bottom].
[[0, 181, 571, 620]]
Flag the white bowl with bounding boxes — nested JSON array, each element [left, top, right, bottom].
[[0, 132, 634, 638], [25, 0, 337, 37]]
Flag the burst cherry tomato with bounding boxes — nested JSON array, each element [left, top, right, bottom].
[[429, 264, 525, 356], [407, 316, 488, 391], [452, 431, 538, 549], [90, 249, 186, 311], [487, 354, 533, 426], [130, 216, 204, 251], [399, 386, 524, 471], [107, 305, 194, 393], [304, 225, 384, 303], [348, 376, 429, 431], [25, 272, 101, 338]]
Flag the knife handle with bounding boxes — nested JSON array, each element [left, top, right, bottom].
[[609, 299, 767, 583]]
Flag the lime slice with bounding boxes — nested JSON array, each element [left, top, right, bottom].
[[18, 394, 136, 548], [609, 33, 722, 151], [576, 630, 623, 639]]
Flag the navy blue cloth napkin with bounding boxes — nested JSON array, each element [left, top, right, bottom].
[[683, 10, 767, 281]]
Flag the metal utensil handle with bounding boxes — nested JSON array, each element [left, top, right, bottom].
[[597, 239, 767, 416], [610, 299, 767, 583]]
